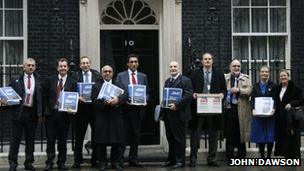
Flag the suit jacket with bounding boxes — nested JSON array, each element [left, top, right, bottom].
[[9, 73, 42, 120], [189, 68, 227, 130], [116, 70, 149, 120], [163, 74, 193, 122], [43, 74, 76, 116]]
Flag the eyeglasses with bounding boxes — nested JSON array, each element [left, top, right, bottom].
[[232, 65, 240, 68]]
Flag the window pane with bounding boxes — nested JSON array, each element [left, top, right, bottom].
[[0, 0, 2, 8], [270, 0, 286, 6], [5, 0, 22, 8], [270, 8, 286, 32], [251, 37, 267, 60], [5, 10, 23, 36], [233, 0, 249, 6], [5, 40, 23, 64], [233, 37, 249, 60], [0, 11, 2, 36], [252, 0, 267, 6], [252, 8, 268, 32], [233, 9, 249, 32], [269, 36, 285, 60]]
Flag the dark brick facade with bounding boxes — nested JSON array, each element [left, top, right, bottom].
[[290, 0, 304, 88], [182, 0, 232, 74], [28, 0, 80, 77]]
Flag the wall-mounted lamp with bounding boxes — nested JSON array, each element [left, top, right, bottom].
[[80, 0, 87, 5]]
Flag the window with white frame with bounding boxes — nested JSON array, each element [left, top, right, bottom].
[[232, 0, 289, 82], [0, 0, 26, 86]]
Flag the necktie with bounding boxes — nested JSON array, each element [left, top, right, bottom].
[[205, 70, 210, 85], [56, 78, 63, 101], [84, 72, 89, 83], [25, 75, 31, 105], [169, 78, 174, 87], [131, 72, 137, 84]]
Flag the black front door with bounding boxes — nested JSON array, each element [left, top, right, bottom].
[[100, 30, 159, 145]]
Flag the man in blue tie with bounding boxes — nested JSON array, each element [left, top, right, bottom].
[[72, 56, 102, 168], [116, 54, 149, 167]]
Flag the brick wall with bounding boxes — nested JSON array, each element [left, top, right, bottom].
[[182, 0, 232, 74], [28, 0, 80, 77], [290, 0, 304, 88]]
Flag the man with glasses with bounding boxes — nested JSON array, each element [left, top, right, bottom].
[[224, 59, 252, 161], [116, 54, 149, 167]]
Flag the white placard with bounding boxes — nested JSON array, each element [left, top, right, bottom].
[[254, 97, 274, 116], [197, 93, 222, 114]]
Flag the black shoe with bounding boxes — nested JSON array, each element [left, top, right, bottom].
[[9, 166, 16, 171], [162, 161, 175, 167], [44, 164, 53, 171], [129, 161, 143, 167], [57, 164, 68, 170], [207, 161, 220, 167], [25, 164, 36, 170], [189, 160, 196, 167], [99, 163, 106, 171], [91, 160, 98, 168], [72, 162, 80, 168], [112, 163, 123, 170], [172, 163, 184, 169]]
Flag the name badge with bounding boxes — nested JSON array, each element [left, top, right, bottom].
[[207, 85, 210, 91]]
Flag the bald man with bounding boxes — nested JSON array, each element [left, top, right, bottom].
[[91, 65, 128, 171], [161, 61, 193, 169]]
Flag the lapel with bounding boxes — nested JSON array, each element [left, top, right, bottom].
[[18, 74, 25, 98], [172, 75, 182, 88], [78, 71, 84, 82], [123, 71, 130, 85]]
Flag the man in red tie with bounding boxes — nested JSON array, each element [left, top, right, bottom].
[[43, 58, 76, 171], [116, 54, 149, 167], [7, 58, 42, 171]]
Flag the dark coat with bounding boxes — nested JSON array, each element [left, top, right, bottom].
[[91, 79, 128, 143], [43, 74, 76, 116], [162, 74, 193, 122], [189, 68, 227, 130], [274, 81, 302, 158], [250, 80, 276, 143], [116, 70, 149, 120], [9, 73, 43, 120]]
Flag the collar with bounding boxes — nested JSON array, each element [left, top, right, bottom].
[[24, 73, 33, 78], [104, 79, 112, 84], [58, 74, 67, 80], [171, 73, 181, 80], [82, 70, 91, 75], [128, 69, 137, 75], [203, 68, 212, 73]]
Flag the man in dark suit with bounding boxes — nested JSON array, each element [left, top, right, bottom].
[[189, 53, 226, 167], [43, 58, 76, 171], [116, 54, 149, 167], [72, 56, 101, 168], [92, 65, 127, 171], [6, 58, 42, 171], [161, 61, 193, 169]]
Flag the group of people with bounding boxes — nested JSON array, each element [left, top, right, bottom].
[[0, 52, 302, 171]]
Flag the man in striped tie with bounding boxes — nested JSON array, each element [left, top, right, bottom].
[[7, 58, 42, 171]]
